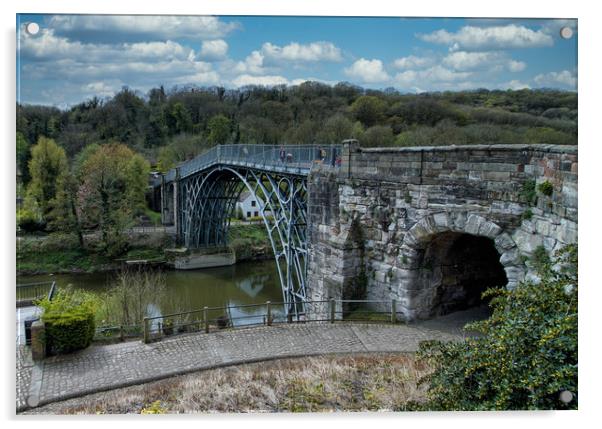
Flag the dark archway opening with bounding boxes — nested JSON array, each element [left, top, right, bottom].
[[418, 232, 508, 318]]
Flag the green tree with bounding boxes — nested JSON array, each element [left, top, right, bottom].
[[349, 95, 387, 127], [417, 245, 577, 410], [16, 132, 31, 185], [207, 114, 231, 145], [26, 136, 69, 219], [318, 114, 354, 144], [47, 171, 84, 246], [360, 125, 394, 147], [78, 143, 150, 256]]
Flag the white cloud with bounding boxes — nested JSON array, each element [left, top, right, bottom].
[[344, 58, 390, 83], [231, 74, 290, 87], [443, 51, 502, 70], [419, 24, 554, 51], [394, 65, 473, 91], [234, 41, 342, 75], [507, 60, 527, 72], [503, 80, 531, 90], [534, 70, 577, 89], [49, 15, 241, 40], [20, 29, 194, 62], [199, 39, 228, 60], [393, 55, 434, 70], [261, 41, 342, 63]]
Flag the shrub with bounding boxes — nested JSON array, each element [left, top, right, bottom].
[[417, 245, 577, 410], [38, 288, 98, 354], [538, 180, 554, 196], [519, 179, 537, 205]]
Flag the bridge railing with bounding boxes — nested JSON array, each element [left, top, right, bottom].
[[141, 298, 400, 343], [165, 144, 342, 182]]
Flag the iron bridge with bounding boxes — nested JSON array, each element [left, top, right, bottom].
[[161, 144, 342, 317]]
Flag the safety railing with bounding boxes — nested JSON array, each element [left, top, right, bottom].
[[165, 144, 342, 182], [16, 281, 57, 306], [142, 298, 400, 343]]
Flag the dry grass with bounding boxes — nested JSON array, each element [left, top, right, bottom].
[[24, 353, 430, 414]]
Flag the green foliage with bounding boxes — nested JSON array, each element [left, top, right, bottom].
[[207, 114, 231, 145], [417, 245, 577, 410], [26, 137, 69, 218], [532, 245, 551, 271], [521, 208, 533, 221], [538, 180, 554, 196], [360, 125, 395, 147], [38, 288, 98, 354], [78, 143, 150, 257], [16, 132, 31, 184], [350, 96, 387, 127], [519, 179, 538, 205]]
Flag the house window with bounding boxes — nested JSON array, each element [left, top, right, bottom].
[[254, 211, 259, 217], [247, 211, 251, 218], [251, 200, 256, 207]]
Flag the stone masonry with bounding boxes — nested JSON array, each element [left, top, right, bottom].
[[306, 142, 578, 321]]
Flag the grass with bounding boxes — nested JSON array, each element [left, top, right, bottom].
[[23, 354, 431, 414]]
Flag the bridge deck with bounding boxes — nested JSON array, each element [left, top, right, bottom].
[[165, 144, 341, 182]]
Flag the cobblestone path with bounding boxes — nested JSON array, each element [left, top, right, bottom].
[[17, 322, 461, 412]]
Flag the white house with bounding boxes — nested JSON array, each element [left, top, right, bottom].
[[236, 191, 263, 220]]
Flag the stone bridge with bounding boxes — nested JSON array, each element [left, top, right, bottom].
[[161, 141, 577, 321], [306, 141, 577, 321]]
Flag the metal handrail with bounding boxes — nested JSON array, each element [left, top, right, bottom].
[[142, 298, 399, 343], [165, 144, 342, 182]]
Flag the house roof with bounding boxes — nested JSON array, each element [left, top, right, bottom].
[[238, 191, 252, 202]]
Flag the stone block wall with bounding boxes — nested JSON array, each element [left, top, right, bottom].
[[306, 143, 578, 321]]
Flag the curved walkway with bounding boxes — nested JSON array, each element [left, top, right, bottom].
[[18, 322, 463, 412]]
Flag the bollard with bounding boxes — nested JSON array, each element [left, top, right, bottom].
[[30, 320, 46, 361], [120, 325, 124, 342], [287, 312, 293, 323], [391, 299, 397, 324], [266, 301, 272, 326], [143, 318, 149, 344], [204, 306, 209, 333], [330, 299, 336, 323]]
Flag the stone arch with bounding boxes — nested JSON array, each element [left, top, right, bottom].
[[399, 212, 525, 319]]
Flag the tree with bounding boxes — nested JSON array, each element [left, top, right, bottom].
[[78, 143, 150, 256], [417, 245, 577, 410], [16, 132, 31, 185], [318, 114, 354, 144], [26, 136, 69, 219], [207, 114, 231, 145], [47, 171, 84, 246], [360, 125, 394, 147], [349, 95, 387, 127]]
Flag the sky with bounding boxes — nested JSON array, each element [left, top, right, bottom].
[[16, 14, 577, 108]]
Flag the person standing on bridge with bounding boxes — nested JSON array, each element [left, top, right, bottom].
[[279, 146, 286, 163]]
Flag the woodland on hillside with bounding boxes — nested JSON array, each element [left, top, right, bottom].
[[17, 83, 577, 177]]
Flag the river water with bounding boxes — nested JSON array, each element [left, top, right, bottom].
[[17, 260, 283, 325]]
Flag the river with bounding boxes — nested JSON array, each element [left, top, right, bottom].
[[17, 260, 283, 326]]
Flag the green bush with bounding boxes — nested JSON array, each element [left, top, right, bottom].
[[37, 288, 98, 354], [538, 180, 554, 196], [417, 245, 577, 410]]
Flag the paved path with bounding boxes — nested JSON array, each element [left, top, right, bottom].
[[17, 322, 461, 412]]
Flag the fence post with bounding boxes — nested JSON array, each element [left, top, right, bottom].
[[391, 299, 397, 324], [143, 318, 149, 344], [120, 325, 124, 342], [204, 306, 209, 333], [266, 301, 272, 326], [330, 299, 336, 323]]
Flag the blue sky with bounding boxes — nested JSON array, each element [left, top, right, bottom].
[[16, 14, 577, 108]]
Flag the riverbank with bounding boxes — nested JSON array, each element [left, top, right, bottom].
[[16, 224, 273, 276], [22, 353, 429, 413]]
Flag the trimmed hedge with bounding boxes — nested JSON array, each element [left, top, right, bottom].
[[37, 289, 97, 354]]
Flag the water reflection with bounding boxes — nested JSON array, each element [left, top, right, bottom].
[[17, 260, 283, 326]]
